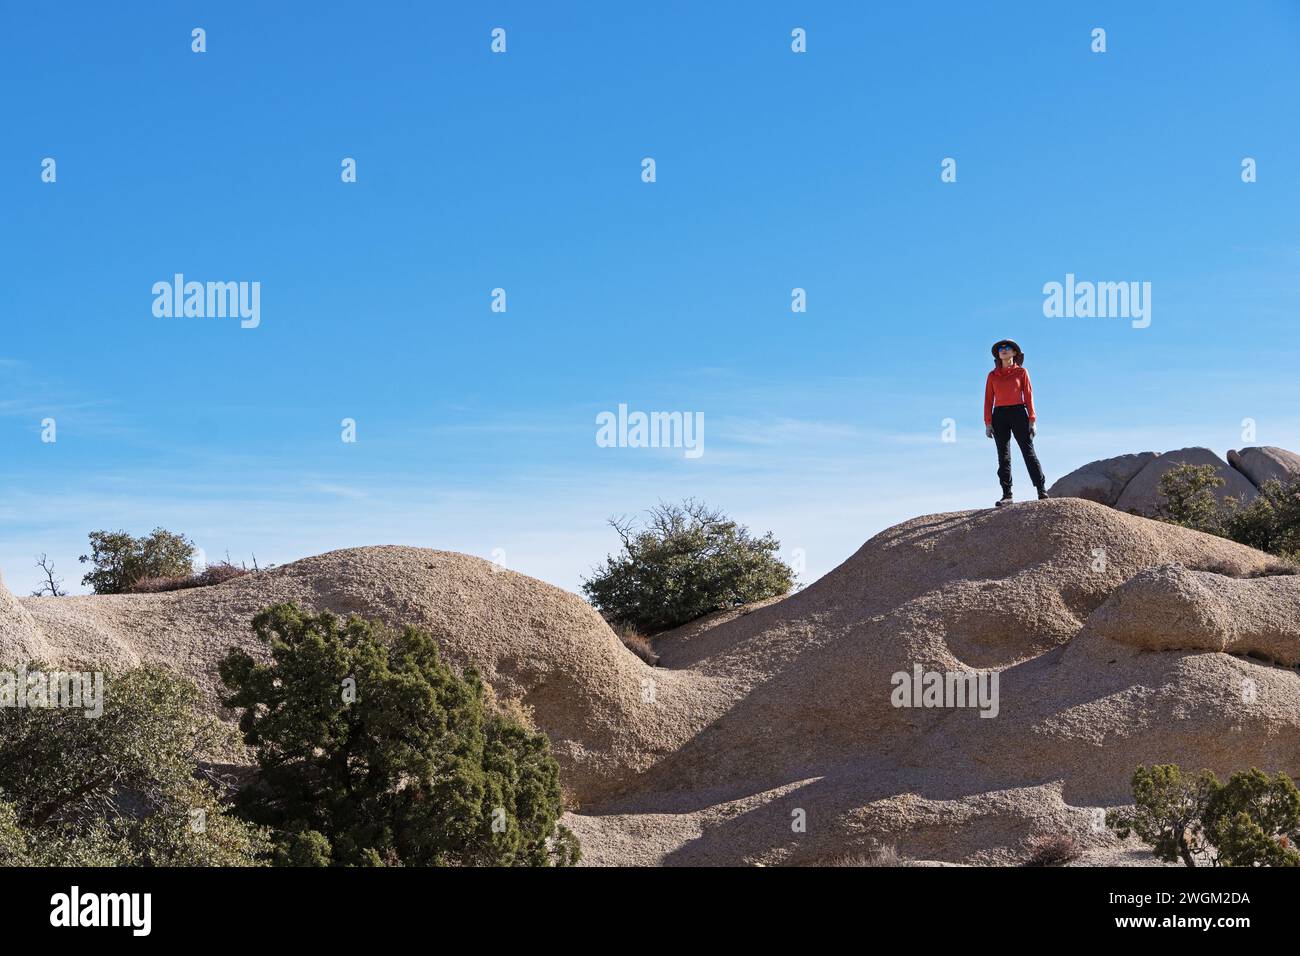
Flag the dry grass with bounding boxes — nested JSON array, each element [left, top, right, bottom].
[[560, 783, 582, 814], [494, 695, 539, 733], [1252, 560, 1298, 577], [1192, 556, 1299, 578], [822, 844, 908, 867], [128, 561, 253, 593], [611, 622, 659, 666], [1021, 833, 1082, 867]]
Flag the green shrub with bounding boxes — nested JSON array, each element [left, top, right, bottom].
[[1107, 764, 1216, 867], [581, 499, 795, 634], [1158, 468, 1300, 564], [79, 528, 197, 595], [1204, 768, 1300, 867], [273, 828, 334, 867], [1221, 478, 1300, 561], [1107, 764, 1300, 867], [218, 603, 579, 867], [0, 665, 268, 866]]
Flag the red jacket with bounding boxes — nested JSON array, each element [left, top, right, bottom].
[[984, 365, 1035, 425]]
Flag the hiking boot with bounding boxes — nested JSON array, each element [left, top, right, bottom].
[[995, 493, 1013, 508], [1037, 486, 1049, 500]]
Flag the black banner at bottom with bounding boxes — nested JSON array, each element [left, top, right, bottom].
[[0, 864, 1277, 941]]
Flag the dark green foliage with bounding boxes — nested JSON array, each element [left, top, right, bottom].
[[1220, 479, 1300, 561], [273, 828, 333, 867], [1107, 764, 1218, 867], [218, 603, 579, 867], [581, 499, 795, 634], [1157, 468, 1300, 564], [1108, 764, 1300, 867], [0, 666, 268, 866], [1203, 769, 1300, 867], [79, 527, 197, 595]]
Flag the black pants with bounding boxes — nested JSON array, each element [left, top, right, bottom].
[[992, 404, 1045, 494]]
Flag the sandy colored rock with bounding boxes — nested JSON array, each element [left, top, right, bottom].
[[577, 499, 1300, 863], [1228, 445, 1300, 490], [9, 499, 1300, 865], [1085, 563, 1300, 664], [1, 570, 50, 664], [1048, 451, 1158, 505], [1113, 446, 1259, 516]]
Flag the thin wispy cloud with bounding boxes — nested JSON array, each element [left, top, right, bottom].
[[309, 482, 370, 500]]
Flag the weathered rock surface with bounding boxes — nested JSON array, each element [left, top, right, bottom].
[[0, 570, 48, 664], [1048, 451, 1159, 505], [1113, 446, 1259, 516], [1084, 563, 1300, 664], [1228, 445, 1300, 490]]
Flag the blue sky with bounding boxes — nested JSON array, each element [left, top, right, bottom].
[[3, 1, 1300, 597]]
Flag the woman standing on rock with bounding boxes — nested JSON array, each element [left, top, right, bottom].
[[984, 339, 1048, 507]]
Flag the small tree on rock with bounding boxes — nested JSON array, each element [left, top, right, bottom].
[[1107, 764, 1217, 867], [581, 499, 795, 634], [79, 528, 196, 594]]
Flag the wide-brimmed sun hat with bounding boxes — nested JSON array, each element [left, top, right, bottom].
[[991, 339, 1024, 364]]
